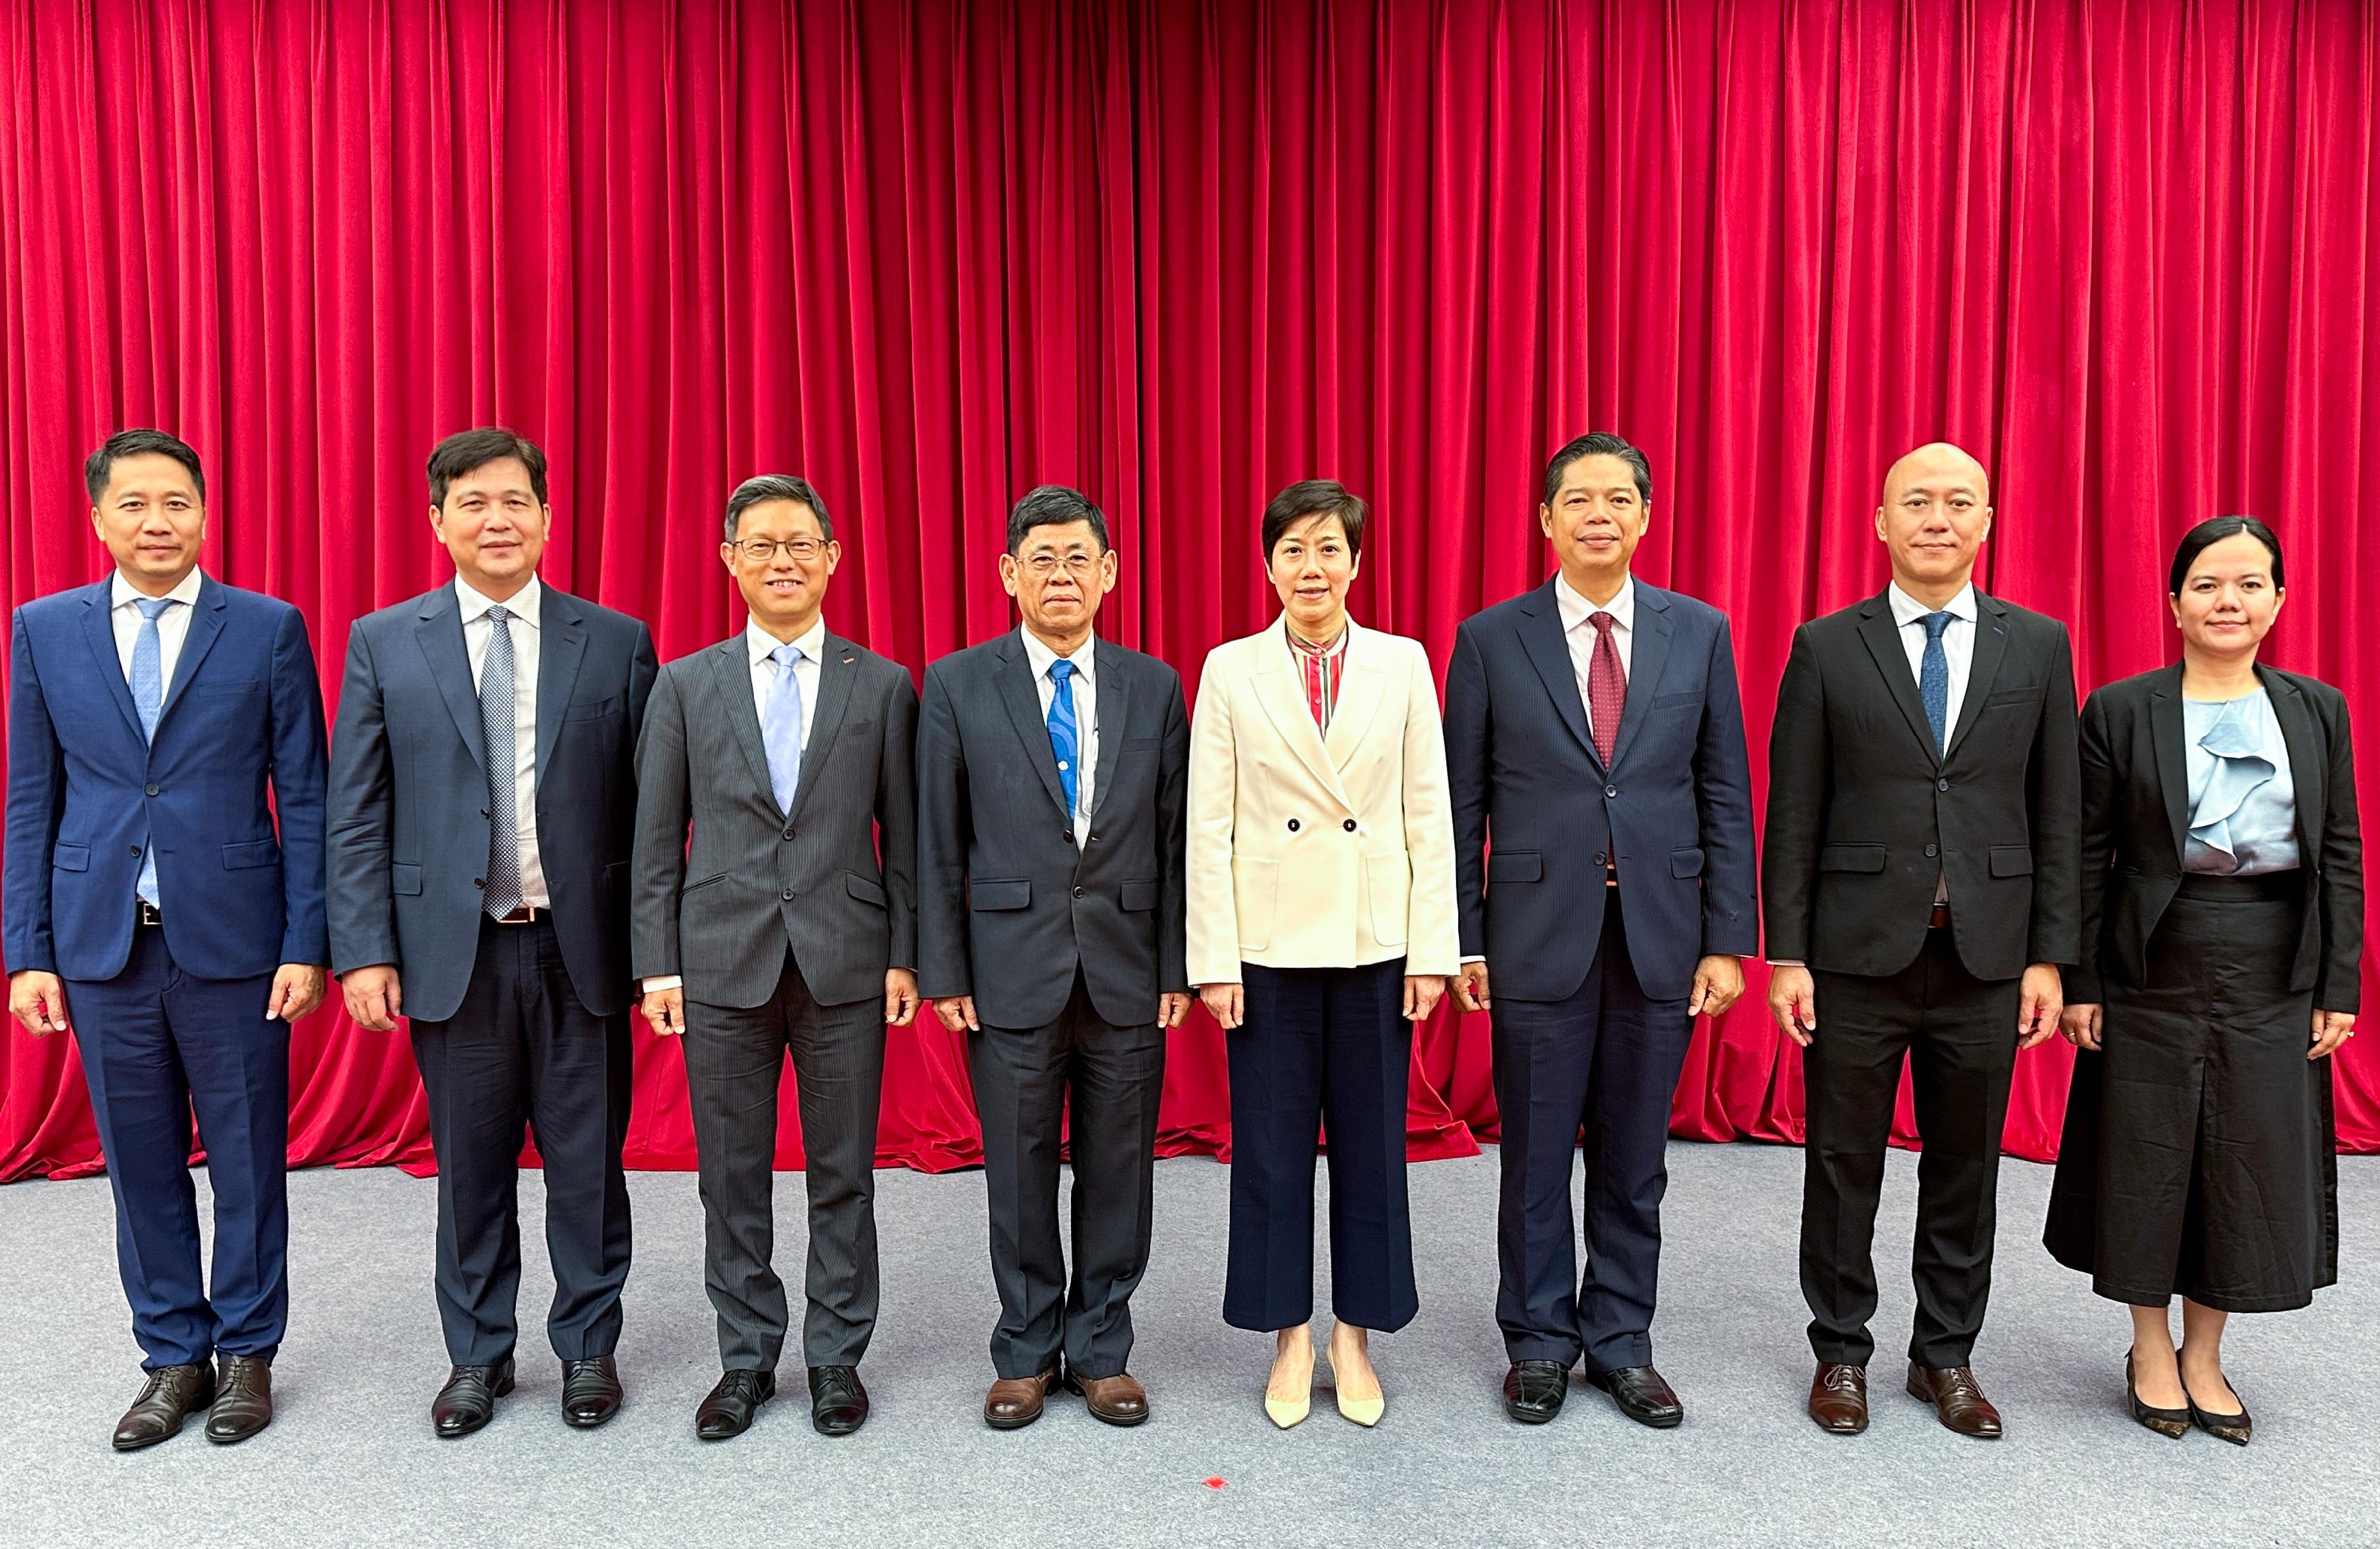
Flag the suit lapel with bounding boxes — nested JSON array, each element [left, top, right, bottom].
[[1086, 640, 1132, 824], [1605, 584, 1671, 772], [154, 575, 229, 732], [2259, 664, 2323, 863], [2149, 666, 2190, 862], [996, 632, 1073, 821], [706, 635, 778, 802], [1941, 593, 2010, 759], [1855, 593, 1942, 765], [77, 581, 144, 740], [415, 584, 487, 775], [533, 589, 587, 789], [788, 633, 859, 824], [1515, 581, 1597, 766], [1251, 624, 1354, 809], [1323, 621, 1387, 769]]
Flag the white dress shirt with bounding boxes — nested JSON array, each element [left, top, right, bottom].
[[747, 615, 826, 748], [109, 567, 206, 686], [455, 574, 550, 908], [1886, 580, 1979, 742], [1020, 627, 1099, 847], [1555, 570, 1636, 741]]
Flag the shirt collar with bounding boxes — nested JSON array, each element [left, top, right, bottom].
[[1556, 571, 1634, 634], [748, 615, 828, 666], [1020, 626, 1095, 684], [1887, 580, 1978, 630], [111, 567, 206, 611], [455, 572, 543, 630]]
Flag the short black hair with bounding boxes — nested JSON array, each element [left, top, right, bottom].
[[86, 429, 206, 505], [426, 427, 549, 509], [1261, 478, 1368, 563], [1542, 431, 1651, 506], [1007, 484, 1110, 555], [2169, 515, 2285, 596], [724, 474, 835, 543]]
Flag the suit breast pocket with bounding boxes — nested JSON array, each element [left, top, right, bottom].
[[1983, 686, 2037, 711], [565, 694, 624, 722], [1120, 737, 1160, 756], [1653, 691, 1699, 711], [195, 678, 263, 697]]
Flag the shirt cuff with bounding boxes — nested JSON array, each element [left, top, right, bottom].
[[641, 975, 684, 993], [1764, 959, 1805, 968], [1459, 956, 1486, 965]]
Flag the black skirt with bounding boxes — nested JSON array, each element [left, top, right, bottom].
[[2045, 872, 2338, 1312]]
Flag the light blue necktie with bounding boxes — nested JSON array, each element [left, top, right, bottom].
[[1919, 611, 1954, 753], [1047, 658, 1079, 818], [129, 596, 178, 906], [481, 605, 522, 918], [764, 643, 806, 815]]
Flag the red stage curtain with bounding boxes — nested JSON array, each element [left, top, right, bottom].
[[4, 0, 2376, 1182]]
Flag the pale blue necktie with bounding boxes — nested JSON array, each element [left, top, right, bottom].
[[129, 597, 178, 906], [1919, 611, 1954, 753], [481, 605, 522, 918], [764, 643, 806, 815]]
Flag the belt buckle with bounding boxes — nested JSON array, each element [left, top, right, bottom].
[[137, 901, 164, 927], [495, 904, 541, 925]]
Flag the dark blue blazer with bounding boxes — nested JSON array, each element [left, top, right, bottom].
[[1445, 577, 1758, 1003], [327, 581, 657, 1024], [5, 575, 329, 982]]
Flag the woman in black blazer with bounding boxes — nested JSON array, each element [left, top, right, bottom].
[[2045, 517, 2361, 1446]]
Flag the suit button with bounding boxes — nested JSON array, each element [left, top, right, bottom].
[[1593, 852, 1606, 866], [782, 887, 795, 902], [1925, 843, 1939, 858], [145, 783, 160, 796], [473, 878, 484, 888], [782, 827, 796, 840], [1605, 785, 1618, 799], [130, 845, 142, 857], [1937, 778, 1950, 791], [1073, 885, 1085, 898], [1342, 819, 1357, 833], [1287, 818, 1300, 832]]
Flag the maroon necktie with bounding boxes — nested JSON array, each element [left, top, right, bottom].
[[1587, 611, 1626, 765]]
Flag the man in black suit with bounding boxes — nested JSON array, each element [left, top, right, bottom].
[[631, 474, 919, 1441], [1762, 441, 2079, 1440], [1446, 433, 1758, 1429], [330, 427, 657, 1437], [916, 485, 1190, 1431]]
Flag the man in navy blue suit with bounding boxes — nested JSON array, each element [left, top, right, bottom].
[[1445, 431, 1758, 1429], [6, 430, 329, 1451], [329, 427, 656, 1439]]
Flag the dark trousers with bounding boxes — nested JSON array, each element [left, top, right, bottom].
[[970, 971, 1165, 1379], [409, 917, 633, 1367], [1803, 926, 2019, 1367], [1492, 902, 1693, 1372], [68, 922, 288, 1370], [681, 950, 884, 1370], [1224, 957, 1417, 1334]]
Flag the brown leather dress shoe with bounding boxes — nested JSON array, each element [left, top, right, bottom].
[[1906, 1362, 2003, 1438], [985, 1367, 1060, 1430], [205, 1355, 273, 1444], [1808, 1362, 1868, 1435], [1067, 1369, 1150, 1427], [114, 1363, 216, 1451]]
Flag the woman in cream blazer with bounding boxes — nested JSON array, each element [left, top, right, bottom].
[[1189, 479, 1460, 1429]]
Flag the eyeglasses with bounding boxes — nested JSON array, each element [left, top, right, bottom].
[[1022, 553, 1101, 576], [730, 537, 829, 562]]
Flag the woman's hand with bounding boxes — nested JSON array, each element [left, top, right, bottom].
[[1402, 975, 1445, 1023], [2060, 1002, 2102, 1052], [1200, 982, 1245, 1030], [2311, 1009, 2357, 1060]]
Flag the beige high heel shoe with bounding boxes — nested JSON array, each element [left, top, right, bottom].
[[1324, 1335, 1385, 1427], [1264, 1335, 1316, 1429]]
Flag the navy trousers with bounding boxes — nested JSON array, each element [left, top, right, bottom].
[[1491, 902, 1693, 1372], [1223, 957, 1417, 1334], [67, 921, 288, 1370]]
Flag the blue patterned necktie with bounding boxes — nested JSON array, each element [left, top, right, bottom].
[[763, 643, 806, 815], [129, 596, 178, 906], [1919, 611, 1954, 753], [1047, 658, 1079, 817], [481, 605, 522, 918]]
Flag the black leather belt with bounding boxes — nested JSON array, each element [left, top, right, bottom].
[[1929, 902, 1953, 930]]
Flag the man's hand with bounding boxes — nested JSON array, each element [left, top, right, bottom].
[[1158, 992, 1192, 1029], [1200, 982, 1245, 1031], [341, 964, 404, 1031], [935, 994, 980, 1033], [1689, 955, 1746, 1018], [1768, 964, 1817, 1047], [265, 965, 328, 1023], [1402, 975, 1446, 1023], [1453, 962, 1491, 1013], [2060, 1003, 2102, 1052], [8, 971, 69, 1036], [641, 985, 687, 1037], [884, 969, 920, 1027], [2018, 963, 2064, 1049], [2312, 1009, 2358, 1060]]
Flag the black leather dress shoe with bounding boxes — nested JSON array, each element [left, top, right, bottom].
[[697, 1369, 776, 1441], [1586, 1365, 1684, 1428], [1502, 1360, 1570, 1424], [808, 1365, 870, 1436], [113, 1363, 215, 1451], [433, 1360, 515, 1439], [205, 1354, 273, 1444], [561, 1357, 623, 1428]]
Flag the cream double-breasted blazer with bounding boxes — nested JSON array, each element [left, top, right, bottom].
[[1186, 618, 1461, 985]]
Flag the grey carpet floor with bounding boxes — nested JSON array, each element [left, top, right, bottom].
[[2, 1143, 2376, 1549]]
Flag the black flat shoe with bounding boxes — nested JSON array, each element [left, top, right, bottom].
[[2125, 1351, 2189, 1440], [561, 1357, 623, 1428], [808, 1365, 869, 1437], [1585, 1364, 1684, 1429], [697, 1369, 775, 1441], [433, 1359, 515, 1439], [1502, 1360, 1569, 1425], [2187, 1385, 2251, 1447]]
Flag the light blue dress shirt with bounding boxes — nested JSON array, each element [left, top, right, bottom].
[[2182, 689, 2300, 875]]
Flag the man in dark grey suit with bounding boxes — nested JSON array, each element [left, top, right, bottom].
[[631, 474, 919, 1441], [330, 427, 656, 1438], [916, 485, 1190, 1431]]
